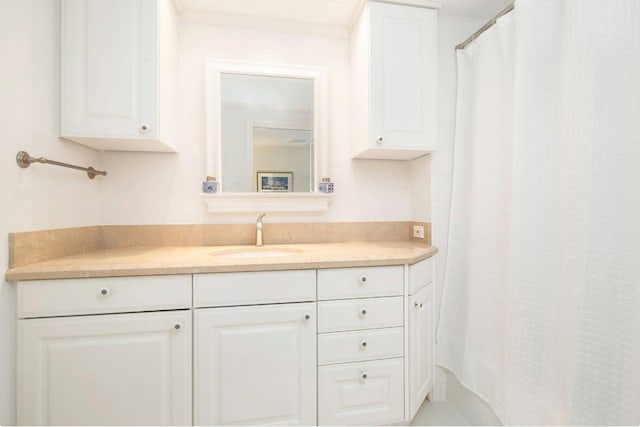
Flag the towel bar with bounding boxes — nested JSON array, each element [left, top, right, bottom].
[[16, 151, 107, 179]]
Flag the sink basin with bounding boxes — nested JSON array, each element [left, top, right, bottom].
[[211, 248, 300, 258]]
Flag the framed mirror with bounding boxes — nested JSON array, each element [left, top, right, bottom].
[[205, 59, 328, 198]]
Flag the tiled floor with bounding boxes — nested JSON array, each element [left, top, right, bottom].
[[410, 399, 471, 426]]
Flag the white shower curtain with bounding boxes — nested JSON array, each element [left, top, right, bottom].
[[436, 0, 640, 424]]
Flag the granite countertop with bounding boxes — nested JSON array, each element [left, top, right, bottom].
[[5, 241, 437, 281]]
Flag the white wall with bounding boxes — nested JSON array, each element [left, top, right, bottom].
[[98, 22, 415, 224], [430, 13, 486, 397], [0, 1, 102, 423], [410, 155, 432, 222], [0, 8, 475, 423]]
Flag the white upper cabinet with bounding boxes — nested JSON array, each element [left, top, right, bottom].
[[350, 1, 438, 160], [61, 0, 178, 152]]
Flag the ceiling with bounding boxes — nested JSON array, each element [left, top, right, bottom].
[[439, 0, 511, 18], [176, 0, 513, 29]]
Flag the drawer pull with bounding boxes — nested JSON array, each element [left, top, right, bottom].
[[414, 302, 423, 309], [360, 339, 368, 348], [174, 323, 182, 330], [361, 371, 368, 380], [360, 308, 367, 316], [359, 276, 367, 284], [304, 313, 311, 321], [99, 287, 110, 296]]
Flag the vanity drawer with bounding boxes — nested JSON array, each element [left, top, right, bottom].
[[193, 269, 315, 307], [317, 296, 403, 333], [408, 256, 434, 295], [17, 275, 192, 318], [318, 358, 404, 426], [317, 265, 403, 300], [318, 327, 404, 365]]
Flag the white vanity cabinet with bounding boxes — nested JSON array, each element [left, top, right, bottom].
[[317, 265, 406, 425], [16, 275, 192, 426], [407, 257, 435, 419], [14, 256, 436, 426], [193, 270, 317, 426], [350, 1, 438, 160], [61, 0, 178, 152]]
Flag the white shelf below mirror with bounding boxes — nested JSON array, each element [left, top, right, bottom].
[[202, 193, 332, 214]]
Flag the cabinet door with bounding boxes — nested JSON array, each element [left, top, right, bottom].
[[194, 303, 316, 426], [370, 2, 437, 151], [318, 358, 404, 426], [18, 310, 192, 425], [61, 0, 157, 141], [408, 283, 434, 419]]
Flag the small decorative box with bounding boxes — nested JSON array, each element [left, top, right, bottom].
[[202, 176, 219, 193], [318, 177, 334, 193]]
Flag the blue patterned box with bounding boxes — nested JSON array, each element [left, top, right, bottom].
[[318, 177, 334, 193], [202, 177, 219, 193]]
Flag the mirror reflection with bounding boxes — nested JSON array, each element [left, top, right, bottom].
[[220, 73, 314, 193]]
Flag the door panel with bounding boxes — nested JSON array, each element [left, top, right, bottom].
[[18, 310, 191, 425], [194, 303, 316, 425]]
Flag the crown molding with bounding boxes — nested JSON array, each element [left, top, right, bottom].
[[178, 9, 350, 40], [172, 0, 184, 14], [372, 0, 442, 8], [350, 0, 442, 32]]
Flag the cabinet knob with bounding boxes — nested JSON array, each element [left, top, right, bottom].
[[376, 136, 383, 144], [360, 339, 368, 348], [360, 308, 367, 316], [361, 371, 368, 380], [140, 124, 150, 133], [359, 276, 367, 284], [174, 323, 182, 330], [100, 287, 110, 296], [304, 314, 311, 321]]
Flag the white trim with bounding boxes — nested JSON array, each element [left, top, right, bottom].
[[403, 264, 411, 421], [179, 10, 350, 40], [371, 0, 442, 9], [202, 193, 332, 214], [204, 58, 329, 193], [245, 120, 255, 191], [171, 0, 184, 14], [351, 0, 442, 31]]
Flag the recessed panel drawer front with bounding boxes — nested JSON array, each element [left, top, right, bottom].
[[17, 275, 192, 318], [193, 269, 316, 308], [318, 327, 404, 365], [408, 256, 434, 295], [318, 296, 403, 333], [318, 358, 404, 426], [317, 265, 403, 300]]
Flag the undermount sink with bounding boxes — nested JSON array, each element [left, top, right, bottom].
[[211, 248, 300, 258]]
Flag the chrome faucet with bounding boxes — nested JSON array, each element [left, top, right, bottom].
[[256, 213, 266, 246]]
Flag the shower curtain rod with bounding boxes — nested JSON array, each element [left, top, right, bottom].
[[455, 2, 515, 50]]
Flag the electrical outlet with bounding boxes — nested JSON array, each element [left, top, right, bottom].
[[413, 225, 425, 239]]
